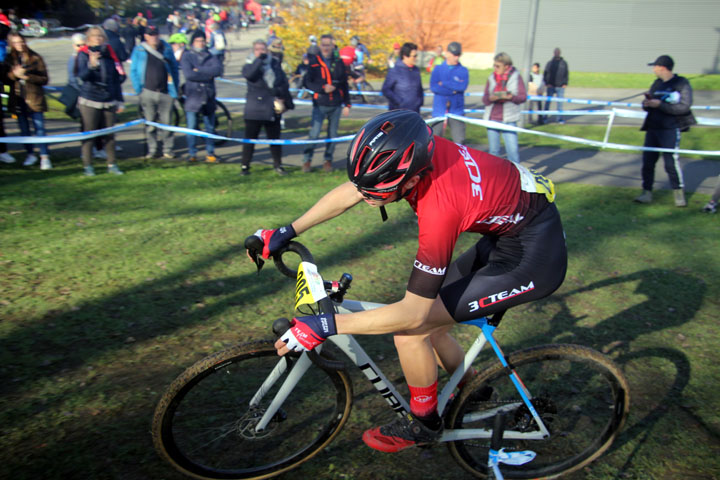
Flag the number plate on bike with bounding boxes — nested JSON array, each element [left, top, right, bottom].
[[295, 262, 327, 310]]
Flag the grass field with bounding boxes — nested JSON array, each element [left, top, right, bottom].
[[1, 157, 719, 479]]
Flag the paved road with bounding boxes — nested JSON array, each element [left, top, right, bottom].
[[13, 28, 720, 197]]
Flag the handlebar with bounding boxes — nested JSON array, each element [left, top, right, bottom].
[[245, 235, 347, 371]]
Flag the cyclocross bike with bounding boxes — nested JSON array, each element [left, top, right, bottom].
[[152, 238, 630, 479]]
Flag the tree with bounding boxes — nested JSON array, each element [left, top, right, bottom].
[[273, 0, 402, 75]]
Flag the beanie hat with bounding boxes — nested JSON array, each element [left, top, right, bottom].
[[190, 30, 206, 44]]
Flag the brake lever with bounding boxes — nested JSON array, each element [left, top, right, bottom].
[[244, 234, 266, 273], [246, 247, 265, 273]]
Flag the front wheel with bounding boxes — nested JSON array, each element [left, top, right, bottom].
[[446, 344, 630, 479], [152, 340, 353, 480]]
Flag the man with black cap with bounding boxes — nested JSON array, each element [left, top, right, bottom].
[[634, 55, 696, 207], [429, 41, 469, 144], [130, 25, 180, 159]]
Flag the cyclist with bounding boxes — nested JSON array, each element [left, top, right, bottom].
[[254, 110, 567, 453]]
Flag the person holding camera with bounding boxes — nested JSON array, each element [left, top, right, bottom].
[[482, 52, 527, 164], [634, 55, 696, 207], [5, 32, 51, 170], [240, 39, 293, 176], [75, 26, 127, 176]]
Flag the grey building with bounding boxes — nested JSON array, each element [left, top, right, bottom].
[[496, 0, 720, 74]]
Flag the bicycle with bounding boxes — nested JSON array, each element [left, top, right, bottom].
[[348, 64, 377, 105], [152, 238, 630, 480]]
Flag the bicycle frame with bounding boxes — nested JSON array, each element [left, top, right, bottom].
[[251, 298, 551, 443]]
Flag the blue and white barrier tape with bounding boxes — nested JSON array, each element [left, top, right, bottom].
[[40, 83, 719, 110], [446, 114, 720, 156], [1, 113, 717, 155]]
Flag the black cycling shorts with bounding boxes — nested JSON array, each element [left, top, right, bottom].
[[439, 203, 567, 322]]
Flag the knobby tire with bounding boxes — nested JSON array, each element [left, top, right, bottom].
[[152, 340, 353, 480], [446, 344, 630, 479]]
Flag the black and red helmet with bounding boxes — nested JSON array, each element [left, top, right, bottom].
[[347, 110, 435, 199]]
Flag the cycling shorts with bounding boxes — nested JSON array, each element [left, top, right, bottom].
[[439, 203, 567, 322]]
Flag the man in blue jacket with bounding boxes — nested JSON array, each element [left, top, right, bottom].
[[180, 31, 223, 163], [381, 42, 423, 113], [130, 26, 180, 159], [430, 41, 469, 144]]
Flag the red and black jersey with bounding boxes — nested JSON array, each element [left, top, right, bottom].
[[405, 136, 553, 298]]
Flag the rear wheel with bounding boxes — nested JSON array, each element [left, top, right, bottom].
[[446, 344, 629, 479], [152, 340, 353, 480]]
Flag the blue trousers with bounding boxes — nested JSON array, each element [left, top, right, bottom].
[[17, 101, 49, 156], [303, 105, 343, 163], [186, 108, 216, 156], [487, 122, 519, 164]]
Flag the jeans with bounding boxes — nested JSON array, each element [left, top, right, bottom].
[[186, 109, 216, 156], [140, 89, 175, 155], [544, 86, 565, 123], [487, 122, 519, 164], [17, 101, 49, 156], [303, 105, 343, 163]]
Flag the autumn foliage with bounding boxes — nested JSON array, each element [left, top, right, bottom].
[[272, 0, 402, 76]]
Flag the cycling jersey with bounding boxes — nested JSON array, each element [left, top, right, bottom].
[[405, 136, 556, 300]]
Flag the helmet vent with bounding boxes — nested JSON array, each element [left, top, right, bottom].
[[367, 150, 395, 173], [380, 121, 395, 134]]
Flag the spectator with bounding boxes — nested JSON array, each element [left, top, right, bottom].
[[208, 21, 227, 63], [482, 52, 527, 164], [133, 13, 147, 40], [0, 9, 11, 62], [75, 26, 126, 176], [120, 18, 137, 58], [168, 33, 188, 62], [101, 18, 128, 63], [167, 10, 182, 34], [181, 30, 223, 163], [130, 25, 180, 160], [528, 62, 545, 125], [184, 17, 202, 44], [351, 35, 370, 73], [66, 33, 106, 160], [542, 47, 569, 124], [240, 39, 293, 176], [301, 33, 351, 173], [0, 61, 14, 164], [702, 175, 719, 213], [268, 37, 288, 72], [426, 44, 444, 73], [5, 32, 52, 170], [290, 53, 311, 91], [381, 42, 423, 113], [387, 42, 400, 69], [634, 55, 696, 207], [430, 41, 469, 144]]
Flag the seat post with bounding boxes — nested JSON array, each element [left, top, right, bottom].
[[486, 309, 507, 327]]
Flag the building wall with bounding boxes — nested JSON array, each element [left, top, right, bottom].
[[496, 0, 720, 74], [372, 0, 501, 68]]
